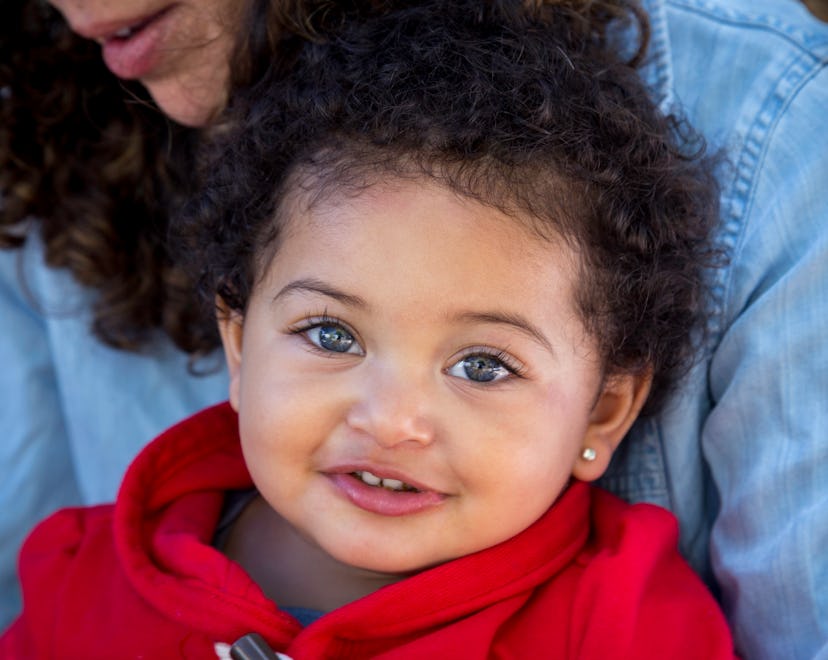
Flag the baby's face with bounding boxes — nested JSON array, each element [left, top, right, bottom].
[[221, 179, 611, 574]]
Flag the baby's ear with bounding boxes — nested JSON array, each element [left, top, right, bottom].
[[216, 296, 245, 412], [572, 371, 652, 482]]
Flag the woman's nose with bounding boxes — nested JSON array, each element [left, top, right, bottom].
[[345, 365, 436, 449]]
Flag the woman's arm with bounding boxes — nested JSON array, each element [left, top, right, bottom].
[[704, 60, 828, 660]]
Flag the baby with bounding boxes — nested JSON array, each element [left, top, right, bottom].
[[2, 1, 734, 657]]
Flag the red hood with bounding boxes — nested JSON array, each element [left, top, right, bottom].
[[6, 403, 733, 659], [113, 402, 301, 648]]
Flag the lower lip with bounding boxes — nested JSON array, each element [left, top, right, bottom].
[[101, 8, 174, 80], [327, 473, 446, 516]]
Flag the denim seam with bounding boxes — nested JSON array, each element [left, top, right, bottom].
[[711, 51, 826, 350], [641, 0, 674, 112]]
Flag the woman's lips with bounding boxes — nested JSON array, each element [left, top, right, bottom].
[[97, 7, 175, 80], [327, 470, 446, 516]]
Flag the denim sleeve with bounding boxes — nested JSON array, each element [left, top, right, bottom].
[[0, 249, 81, 629], [704, 64, 828, 659]]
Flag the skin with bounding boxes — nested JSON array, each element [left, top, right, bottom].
[[47, 0, 245, 126], [219, 178, 651, 612]]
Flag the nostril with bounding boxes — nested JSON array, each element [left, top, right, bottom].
[[345, 399, 434, 448], [344, 369, 437, 447]]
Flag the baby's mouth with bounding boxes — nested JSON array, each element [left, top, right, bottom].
[[351, 470, 422, 493]]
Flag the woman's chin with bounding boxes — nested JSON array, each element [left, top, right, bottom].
[[145, 81, 226, 128]]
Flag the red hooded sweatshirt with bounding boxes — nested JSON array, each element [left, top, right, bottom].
[[1, 403, 734, 659]]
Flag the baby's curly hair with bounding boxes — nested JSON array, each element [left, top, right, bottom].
[[180, 0, 720, 415]]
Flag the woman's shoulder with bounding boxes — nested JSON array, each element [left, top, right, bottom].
[[664, 0, 828, 46], [645, 0, 827, 127]]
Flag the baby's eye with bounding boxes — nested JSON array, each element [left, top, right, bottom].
[[447, 353, 513, 383], [306, 324, 361, 354]]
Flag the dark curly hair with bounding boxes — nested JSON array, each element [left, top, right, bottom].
[[0, 0, 211, 351], [180, 0, 720, 415]]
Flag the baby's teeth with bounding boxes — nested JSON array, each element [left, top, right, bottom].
[[355, 470, 415, 491], [359, 471, 382, 486], [114, 26, 134, 38]]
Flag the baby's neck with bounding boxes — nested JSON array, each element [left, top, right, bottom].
[[223, 495, 403, 612]]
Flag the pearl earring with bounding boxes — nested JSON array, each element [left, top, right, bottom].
[[581, 447, 597, 462]]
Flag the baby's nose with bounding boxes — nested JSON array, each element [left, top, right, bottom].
[[344, 366, 436, 449]]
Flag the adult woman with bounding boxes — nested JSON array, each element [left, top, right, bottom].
[[2, 1, 827, 658]]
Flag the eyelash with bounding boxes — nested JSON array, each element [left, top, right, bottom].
[[288, 314, 527, 378], [288, 313, 361, 351], [453, 346, 527, 379], [289, 312, 342, 332]]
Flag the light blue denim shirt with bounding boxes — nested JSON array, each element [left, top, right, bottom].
[[600, 0, 828, 658], [0, 236, 228, 627], [1, 0, 827, 656]]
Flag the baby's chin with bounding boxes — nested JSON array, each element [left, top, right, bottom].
[[322, 539, 464, 580]]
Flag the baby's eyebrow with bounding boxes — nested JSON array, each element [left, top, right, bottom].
[[272, 277, 368, 308], [451, 310, 555, 356]]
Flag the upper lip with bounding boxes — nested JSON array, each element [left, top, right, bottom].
[[67, 7, 170, 41], [325, 462, 443, 495]]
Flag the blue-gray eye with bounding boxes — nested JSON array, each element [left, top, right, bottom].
[[308, 324, 358, 353], [447, 354, 510, 382]]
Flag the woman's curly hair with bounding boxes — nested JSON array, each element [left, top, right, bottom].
[[181, 0, 720, 415], [0, 0, 213, 351]]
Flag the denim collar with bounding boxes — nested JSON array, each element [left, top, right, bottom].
[[639, 0, 674, 112]]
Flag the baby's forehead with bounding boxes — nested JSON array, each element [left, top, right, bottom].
[[264, 176, 583, 299], [263, 174, 582, 305]]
